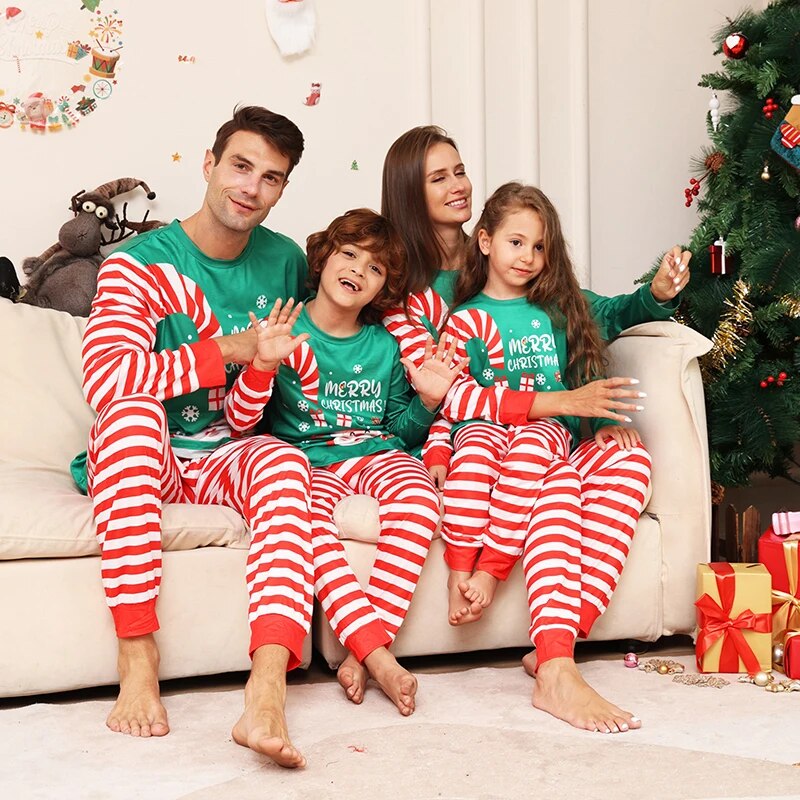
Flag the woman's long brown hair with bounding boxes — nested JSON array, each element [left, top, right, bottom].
[[452, 182, 605, 386], [381, 125, 468, 297]]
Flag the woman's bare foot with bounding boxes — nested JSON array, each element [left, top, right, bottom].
[[460, 570, 498, 608], [448, 569, 483, 625], [363, 647, 417, 716], [107, 634, 169, 738], [532, 657, 641, 734], [337, 652, 368, 704], [522, 649, 537, 678], [232, 644, 306, 769]]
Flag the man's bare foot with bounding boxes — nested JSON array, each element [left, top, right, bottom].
[[363, 647, 417, 716], [337, 652, 368, 704], [532, 657, 641, 734], [232, 644, 306, 769], [460, 570, 498, 608], [106, 634, 169, 738], [522, 649, 537, 678], [448, 569, 483, 626]]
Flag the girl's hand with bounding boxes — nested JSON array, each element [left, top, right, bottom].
[[650, 246, 692, 302], [401, 335, 469, 412], [248, 299, 309, 372], [556, 377, 645, 422], [428, 464, 447, 492], [594, 424, 642, 451]]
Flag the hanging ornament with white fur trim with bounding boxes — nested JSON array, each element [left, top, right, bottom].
[[265, 0, 316, 57], [709, 91, 721, 132]]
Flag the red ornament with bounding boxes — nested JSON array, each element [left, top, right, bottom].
[[762, 98, 779, 120], [760, 380, 769, 388], [779, 372, 788, 380], [722, 32, 749, 59]]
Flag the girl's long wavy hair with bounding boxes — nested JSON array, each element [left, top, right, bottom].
[[452, 182, 605, 386], [306, 208, 407, 326], [381, 125, 468, 297]]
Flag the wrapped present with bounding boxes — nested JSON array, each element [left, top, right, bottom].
[[783, 631, 800, 679], [758, 528, 800, 641], [695, 562, 772, 673]]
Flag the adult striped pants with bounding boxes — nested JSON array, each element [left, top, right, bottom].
[[311, 449, 440, 662], [86, 394, 314, 669]]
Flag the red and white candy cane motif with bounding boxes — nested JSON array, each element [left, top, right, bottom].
[[407, 288, 448, 334], [780, 122, 800, 149], [448, 308, 505, 370], [283, 341, 319, 403]]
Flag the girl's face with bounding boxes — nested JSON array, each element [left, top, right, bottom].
[[317, 243, 387, 314], [479, 208, 546, 299], [423, 142, 472, 231]]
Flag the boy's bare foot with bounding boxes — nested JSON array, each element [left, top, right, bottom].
[[363, 647, 417, 716], [107, 634, 169, 738], [448, 569, 483, 625], [337, 652, 368, 704], [232, 644, 306, 769], [460, 570, 498, 608], [522, 649, 537, 678], [532, 657, 641, 734]]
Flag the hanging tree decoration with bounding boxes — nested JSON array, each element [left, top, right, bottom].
[[722, 30, 750, 60], [703, 279, 753, 377], [683, 152, 726, 207], [709, 91, 721, 131]]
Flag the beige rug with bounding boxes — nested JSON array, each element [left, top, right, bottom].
[[4, 662, 800, 800]]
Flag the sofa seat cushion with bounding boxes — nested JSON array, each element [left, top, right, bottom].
[[0, 462, 248, 559]]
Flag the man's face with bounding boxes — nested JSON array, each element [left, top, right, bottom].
[[202, 130, 291, 233]]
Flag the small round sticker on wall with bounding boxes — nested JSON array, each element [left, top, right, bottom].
[[0, 0, 125, 134]]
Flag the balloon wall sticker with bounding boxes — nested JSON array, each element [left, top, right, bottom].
[[0, 0, 125, 134], [265, 0, 316, 57]]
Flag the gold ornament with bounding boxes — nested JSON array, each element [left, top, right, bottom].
[[761, 163, 771, 181], [773, 643, 785, 666], [737, 672, 800, 692], [753, 671, 770, 687], [702, 279, 753, 377], [638, 658, 686, 675], [778, 295, 800, 320]]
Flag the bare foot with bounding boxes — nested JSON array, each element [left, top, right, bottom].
[[532, 657, 641, 734], [106, 634, 169, 738], [337, 652, 368, 704], [363, 647, 417, 716], [522, 649, 537, 678], [460, 570, 498, 608], [448, 569, 483, 626], [232, 645, 306, 769]]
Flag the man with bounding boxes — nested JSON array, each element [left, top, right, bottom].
[[75, 106, 312, 768]]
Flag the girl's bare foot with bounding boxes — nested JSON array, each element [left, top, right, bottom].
[[522, 649, 537, 678], [337, 652, 368, 704], [448, 569, 482, 625], [232, 645, 306, 769], [107, 634, 169, 738], [460, 570, 498, 608], [363, 647, 417, 716], [532, 657, 641, 734]]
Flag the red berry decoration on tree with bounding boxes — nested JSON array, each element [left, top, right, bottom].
[[762, 97, 779, 120], [760, 380, 769, 388], [759, 371, 789, 388], [722, 31, 749, 59], [684, 152, 725, 207]]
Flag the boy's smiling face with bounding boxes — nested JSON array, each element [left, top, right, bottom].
[[318, 243, 387, 313]]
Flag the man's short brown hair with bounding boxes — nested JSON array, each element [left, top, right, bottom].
[[211, 105, 304, 175]]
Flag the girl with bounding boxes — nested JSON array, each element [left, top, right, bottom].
[[224, 209, 466, 716], [437, 181, 692, 735]]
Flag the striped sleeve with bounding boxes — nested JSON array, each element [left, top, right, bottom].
[[81, 253, 226, 413], [224, 365, 275, 433], [381, 288, 449, 369]]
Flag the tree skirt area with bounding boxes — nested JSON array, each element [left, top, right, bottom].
[[3, 663, 800, 800]]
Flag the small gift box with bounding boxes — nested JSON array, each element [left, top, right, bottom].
[[695, 562, 772, 673], [758, 528, 800, 641], [783, 631, 800, 679]]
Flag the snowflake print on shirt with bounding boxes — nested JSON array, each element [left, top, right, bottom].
[[256, 295, 268, 309], [482, 368, 494, 382], [536, 374, 546, 385], [181, 405, 200, 423], [531, 319, 541, 329], [353, 364, 363, 374], [298, 400, 309, 412], [299, 422, 310, 432]]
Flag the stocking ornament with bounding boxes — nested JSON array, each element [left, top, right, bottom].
[[770, 95, 800, 172], [265, 0, 316, 57]]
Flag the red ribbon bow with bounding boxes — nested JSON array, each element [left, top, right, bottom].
[[695, 563, 772, 673], [0, 102, 16, 113]]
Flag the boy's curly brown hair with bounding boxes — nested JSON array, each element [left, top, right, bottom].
[[306, 209, 408, 325]]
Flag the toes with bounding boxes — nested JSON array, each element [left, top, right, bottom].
[[129, 719, 141, 737], [629, 715, 642, 729], [151, 721, 169, 737], [107, 716, 121, 733]]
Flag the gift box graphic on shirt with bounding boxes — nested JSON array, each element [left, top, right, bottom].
[[310, 409, 327, 427], [335, 413, 352, 427], [770, 95, 800, 171]]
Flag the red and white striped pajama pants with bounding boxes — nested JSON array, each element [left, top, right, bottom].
[[311, 449, 440, 662], [86, 394, 314, 670]]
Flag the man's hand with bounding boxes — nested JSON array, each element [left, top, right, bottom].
[[401, 336, 469, 412], [249, 299, 309, 372], [594, 424, 642, 451], [650, 246, 692, 302], [529, 377, 645, 422]]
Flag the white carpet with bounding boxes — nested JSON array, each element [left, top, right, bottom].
[[4, 662, 800, 800]]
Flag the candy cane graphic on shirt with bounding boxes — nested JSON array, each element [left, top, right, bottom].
[[283, 341, 320, 403], [447, 308, 505, 383]]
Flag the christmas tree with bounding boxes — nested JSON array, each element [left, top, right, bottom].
[[661, 0, 800, 488]]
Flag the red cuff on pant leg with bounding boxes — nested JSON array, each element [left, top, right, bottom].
[[533, 629, 576, 667], [475, 544, 517, 581], [345, 619, 392, 663], [578, 604, 602, 640], [111, 599, 159, 638], [443, 543, 481, 573], [250, 615, 308, 671]]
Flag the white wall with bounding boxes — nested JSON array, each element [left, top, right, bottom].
[[0, 0, 764, 295]]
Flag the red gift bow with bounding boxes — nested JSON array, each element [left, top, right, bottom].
[[0, 102, 16, 114], [695, 563, 772, 673]]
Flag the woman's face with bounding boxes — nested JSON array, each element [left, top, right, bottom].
[[423, 142, 472, 231]]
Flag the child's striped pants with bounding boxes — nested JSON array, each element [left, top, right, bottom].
[[86, 394, 314, 669], [311, 449, 440, 662]]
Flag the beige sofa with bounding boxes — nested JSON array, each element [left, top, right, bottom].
[[0, 299, 712, 697]]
